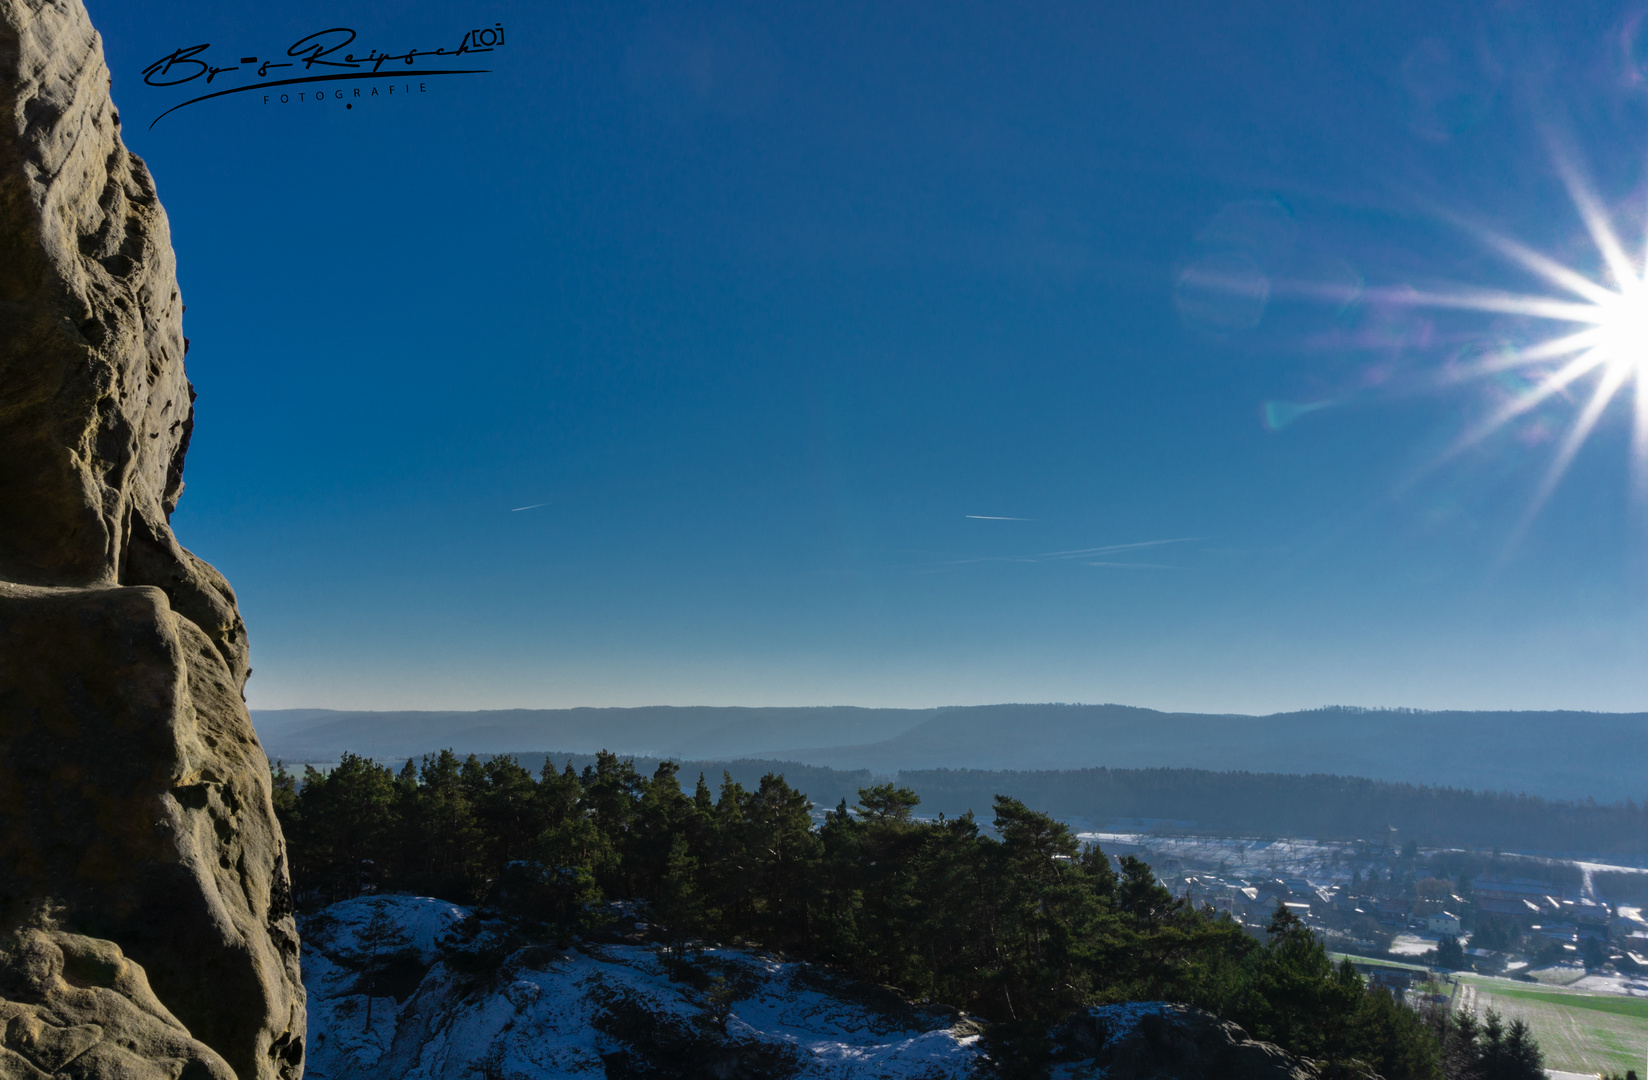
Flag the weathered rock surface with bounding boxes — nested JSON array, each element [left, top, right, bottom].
[[0, 928, 236, 1080], [1052, 1002, 1324, 1079], [0, 2, 303, 1078]]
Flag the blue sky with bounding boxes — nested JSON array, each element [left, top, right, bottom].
[[92, 0, 1648, 713]]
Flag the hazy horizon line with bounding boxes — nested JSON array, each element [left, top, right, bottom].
[[247, 701, 1643, 717]]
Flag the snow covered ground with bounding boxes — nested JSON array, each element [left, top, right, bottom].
[[1079, 831, 1648, 889], [1567, 972, 1648, 996], [298, 896, 1330, 1079], [300, 895, 984, 1079], [1076, 831, 1367, 883], [1388, 933, 1441, 958]]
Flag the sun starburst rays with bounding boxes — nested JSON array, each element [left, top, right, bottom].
[[1390, 168, 1648, 516]]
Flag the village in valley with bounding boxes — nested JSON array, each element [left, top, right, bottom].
[[1081, 828, 1648, 1074], [1086, 830, 1646, 985]]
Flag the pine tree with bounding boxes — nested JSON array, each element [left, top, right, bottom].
[[628, 761, 695, 901], [270, 762, 297, 818], [1433, 935, 1466, 970], [990, 797, 1106, 1018], [1435, 1005, 1480, 1080], [1078, 840, 1117, 899], [848, 786, 926, 987], [856, 783, 921, 823], [655, 833, 703, 955], [745, 773, 820, 949], [405, 750, 483, 900], [1478, 1012, 1544, 1080], [468, 754, 542, 877], [356, 900, 411, 1032], [293, 753, 397, 901], [706, 773, 754, 935], [1116, 855, 1180, 924], [1235, 900, 1361, 1061], [909, 811, 986, 1004]]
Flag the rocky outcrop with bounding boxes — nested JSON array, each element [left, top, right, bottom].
[[0, 928, 236, 1080], [301, 895, 982, 1080], [0, 2, 303, 1079], [1052, 1002, 1323, 1079]]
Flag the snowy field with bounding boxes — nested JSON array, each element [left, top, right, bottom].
[[1388, 934, 1442, 958]]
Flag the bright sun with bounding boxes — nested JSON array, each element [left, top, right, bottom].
[[1594, 290, 1648, 378], [1383, 159, 1648, 518]]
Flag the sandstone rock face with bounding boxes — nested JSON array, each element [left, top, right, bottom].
[[0, 928, 236, 1080], [0, 2, 303, 1079]]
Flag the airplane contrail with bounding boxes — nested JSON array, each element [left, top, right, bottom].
[[930, 536, 1201, 568], [510, 503, 547, 512], [965, 515, 1037, 520]]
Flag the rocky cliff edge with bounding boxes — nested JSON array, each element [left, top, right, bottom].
[[0, 2, 304, 1078]]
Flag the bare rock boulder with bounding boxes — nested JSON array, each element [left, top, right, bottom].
[[1053, 1002, 1329, 1080], [0, 1, 304, 1078]]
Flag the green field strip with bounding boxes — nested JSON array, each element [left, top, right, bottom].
[[1463, 982, 1648, 1020], [1329, 952, 1431, 973]]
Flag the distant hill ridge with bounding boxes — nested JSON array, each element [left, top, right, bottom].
[[252, 702, 1648, 804]]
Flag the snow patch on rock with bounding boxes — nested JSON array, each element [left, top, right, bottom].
[[301, 895, 982, 1079]]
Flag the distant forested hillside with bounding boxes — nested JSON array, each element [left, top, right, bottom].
[[253, 702, 1648, 802], [253, 705, 935, 764], [779, 704, 1648, 804], [898, 767, 1648, 856]]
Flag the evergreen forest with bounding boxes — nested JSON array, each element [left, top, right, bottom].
[[501, 754, 1648, 857], [273, 751, 1547, 1080]]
